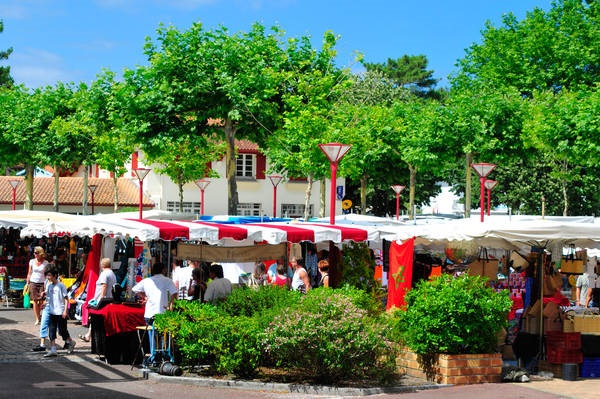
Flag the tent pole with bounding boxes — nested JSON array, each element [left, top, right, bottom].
[[536, 246, 545, 360]]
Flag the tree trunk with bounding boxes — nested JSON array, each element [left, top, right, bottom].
[[25, 164, 34, 210], [320, 179, 326, 218], [304, 175, 313, 220], [82, 166, 89, 215], [360, 174, 368, 214], [465, 152, 473, 219], [113, 174, 119, 213], [562, 180, 569, 216], [178, 177, 184, 213], [53, 165, 59, 212], [223, 118, 238, 215], [409, 164, 416, 220]]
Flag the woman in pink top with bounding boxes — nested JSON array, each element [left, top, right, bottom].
[[272, 261, 290, 289]]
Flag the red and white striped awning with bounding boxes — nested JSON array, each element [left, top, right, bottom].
[[20, 214, 378, 244]]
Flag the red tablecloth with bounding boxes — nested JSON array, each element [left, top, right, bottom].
[[88, 303, 145, 336]]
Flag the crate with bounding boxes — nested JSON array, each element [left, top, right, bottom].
[[546, 346, 583, 364], [8, 278, 26, 291], [546, 331, 582, 350], [580, 357, 600, 378]]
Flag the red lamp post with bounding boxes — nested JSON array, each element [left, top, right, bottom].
[[88, 184, 98, 215], [390, 184, 405, 221], [471, 163, 496, 222], [319, 143, 351, 225], [267, 175, 283, 218], [133, 168, 151, 219], [484, 179, 498, 217], [8, 179, 20, 211], [194, 179, 211, 216]]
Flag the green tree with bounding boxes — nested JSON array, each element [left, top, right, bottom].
[[129, 22, 294, 215], [4, 85, 75, 209], [146, 135, 225, 212], [258, 30, 347, 220], [86, 71, 140, 212], [451, 0, 600, 216], [0, 20, 13, 88], [362, 55, 439, 98], [454, 0, 600, 96]]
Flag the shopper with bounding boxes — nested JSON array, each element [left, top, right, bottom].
[[290, 257, 310, 293], [79, 258, 116, 342], [26, 246, 49, 325], [43, 265, 76, 357], [132, 262, 177, 364], [203, 264, 232, 304]]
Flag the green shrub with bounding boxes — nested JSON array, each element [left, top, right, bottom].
[[262, 288, 398, 384], [156, 286, 399, 383], [155, 288, 300, 377], [396, 273, 512, 355], [219, 284, 300, 317], [154, 301, 227, 366]]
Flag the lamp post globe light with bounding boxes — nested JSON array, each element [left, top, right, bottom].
[[133, 168, 151, 219], [471, 163, 496, 222], [318, 143, 351, 225], [88, 184, 98, 215], [194, 179, 211, 216], [267, 175, 283, 218], [8, 179, 21, 211], [390, 184, 405, 221], [484, 179, 498, 217]]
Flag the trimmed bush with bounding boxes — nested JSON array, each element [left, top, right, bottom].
[[262, 288, 398, 383], [395, 273, 512, 355], [156, 285, 399, 383]]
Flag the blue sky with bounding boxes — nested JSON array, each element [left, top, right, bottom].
[[0, 0, 553, 89]]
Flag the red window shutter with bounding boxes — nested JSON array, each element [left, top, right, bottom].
[[256, 154, 266, 180]]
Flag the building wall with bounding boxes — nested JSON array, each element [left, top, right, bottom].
[[134, 158, 344, 219]]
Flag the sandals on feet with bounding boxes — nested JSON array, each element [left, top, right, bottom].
[[78, 334, 90, 342]]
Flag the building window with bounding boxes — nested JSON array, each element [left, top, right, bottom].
[[166, 201, 200, 214], [281, 204, 313, 218], [238, 202, 262, 216], [236, 154, 255, 178]]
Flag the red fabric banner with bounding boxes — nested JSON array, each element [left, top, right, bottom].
[[81, 234, 103, 326], [386, 237, 415, 311]]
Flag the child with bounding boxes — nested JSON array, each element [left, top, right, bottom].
[[43, 265, 76, 357]]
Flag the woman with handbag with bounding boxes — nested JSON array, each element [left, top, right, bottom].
[[26, 246, 49, 325]]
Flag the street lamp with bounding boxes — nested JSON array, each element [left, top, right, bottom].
[[194, 179, 211, 216], [471, 163, 496, 222], [390, 184, 405, 221], [88, 184, 98, 215], [133, 168, 151, 219], [484, 179, 498, 217], [267, 175, 283, 218], [8, 179, 20, 211], [319, 142, 351, 225]]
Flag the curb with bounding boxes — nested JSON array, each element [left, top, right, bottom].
[[140, 369, 447, 396]]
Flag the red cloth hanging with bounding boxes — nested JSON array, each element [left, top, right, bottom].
[[386, 237, 415, 310]]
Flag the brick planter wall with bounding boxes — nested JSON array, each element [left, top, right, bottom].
[[397, 349, 502, 385]]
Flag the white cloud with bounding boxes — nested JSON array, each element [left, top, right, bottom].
[[9, 48, 79, 88]]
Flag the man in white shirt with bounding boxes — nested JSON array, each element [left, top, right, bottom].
[[132, 262, 177, 365]]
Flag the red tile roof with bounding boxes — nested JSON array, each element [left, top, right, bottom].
[[0, 177, 154, 208]]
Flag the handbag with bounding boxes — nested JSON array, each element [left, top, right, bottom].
[[23, 284, 31, 309]]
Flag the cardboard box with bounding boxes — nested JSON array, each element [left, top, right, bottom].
[[560, 259, 584, 274]]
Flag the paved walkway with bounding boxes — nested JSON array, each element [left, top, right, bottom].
[[2, 304, 600, 398]]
